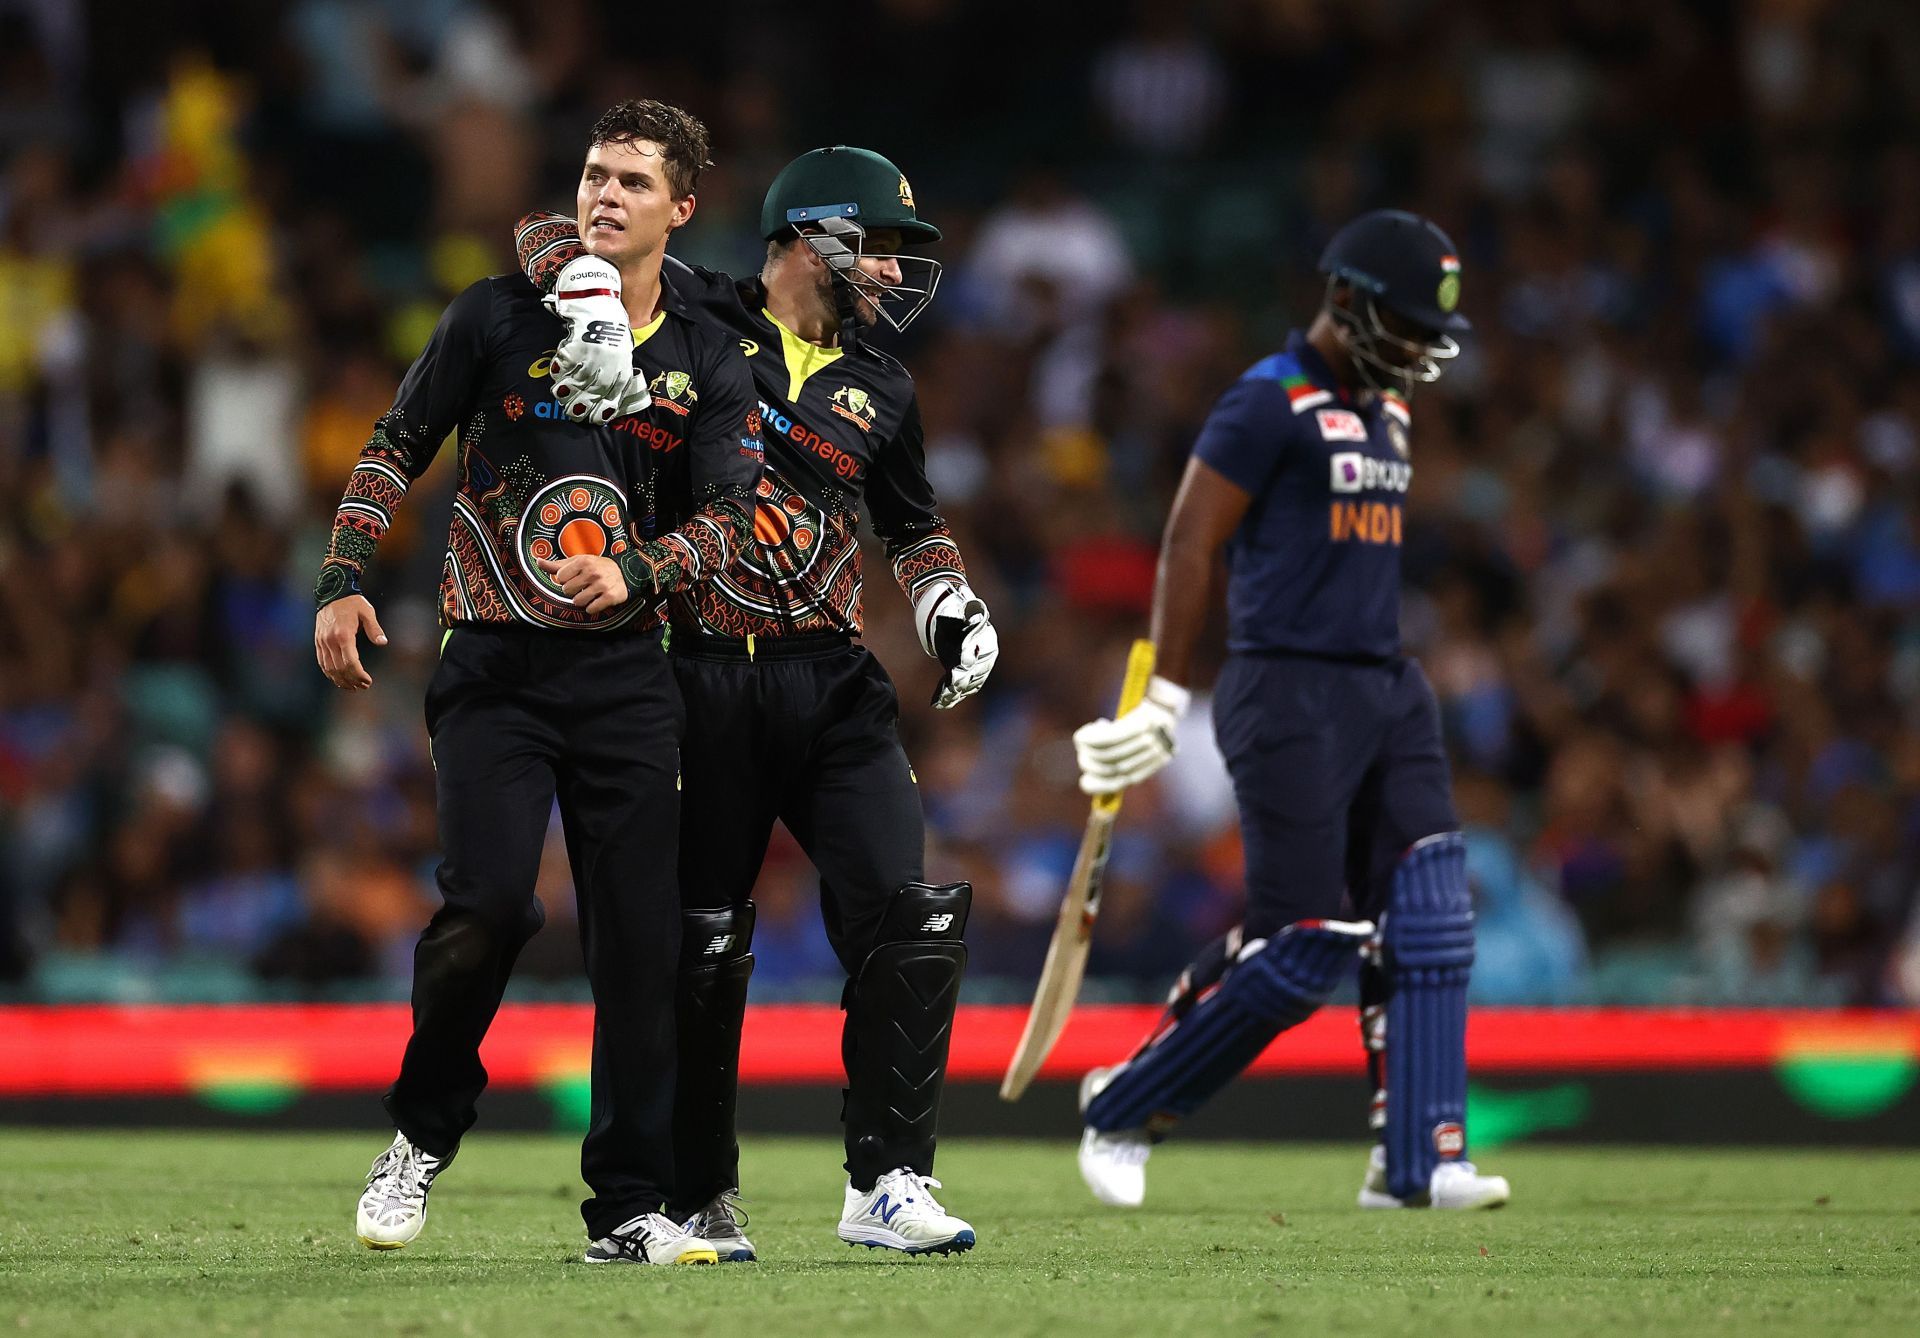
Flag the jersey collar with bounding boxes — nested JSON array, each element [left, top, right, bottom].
[[1285, 329, 1354, 405]]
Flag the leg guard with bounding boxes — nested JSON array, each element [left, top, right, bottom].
[[671, 903, 755, 1215], [1083, 919, 1373, 1135], [1379, 831, 1474, 1201], [672, 898, 752, 1213], [841, 882, 970, 1191]]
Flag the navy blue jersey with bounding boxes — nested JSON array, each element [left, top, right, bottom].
[[1192, 331, 1413, 660]]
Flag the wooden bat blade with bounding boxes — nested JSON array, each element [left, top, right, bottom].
[[997, 809, 1116, 1100], [999, 638, 1156, 1102]]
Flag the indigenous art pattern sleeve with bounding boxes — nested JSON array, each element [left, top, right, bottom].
[[625, 342, 763, 595], [514, 211, 584, 295], [867, 395, 968, 604], [314, 280, 490, 608]]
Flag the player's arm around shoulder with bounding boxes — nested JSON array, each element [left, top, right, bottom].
[[615, 330, 764, 600]]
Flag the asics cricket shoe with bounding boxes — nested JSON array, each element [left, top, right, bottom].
[[1077, 1065, 1150, 1208], [584, 1212, 720, 1265], [1357, 1144, 1510, 1209], [838, 1169, 976, 1256], [683, 1190, 755, 1262], [356, 1131, 450, 1249]]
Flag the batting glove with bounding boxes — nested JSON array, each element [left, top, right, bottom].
[[1072, 676, 1190, 795], [543, 254, 650, 424], [917, 583, 999, 709]]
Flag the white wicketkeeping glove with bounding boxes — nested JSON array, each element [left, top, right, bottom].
[[1073, 676, 1191, 795], [542, 254, 651, 424], [916, 582, 999, 709]]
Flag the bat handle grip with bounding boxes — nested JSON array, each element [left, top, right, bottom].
[[1092, 639, 1158, 816]]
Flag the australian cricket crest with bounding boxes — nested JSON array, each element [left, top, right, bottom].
[[648, 368, 698, 417], [830, 384, 877, 433]]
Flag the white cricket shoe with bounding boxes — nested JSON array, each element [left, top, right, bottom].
[[584, 1212, 720, 1265], [1357, 1144, 1510, 1209], [837, 1168, 976, 1255], [684, 1190, 755, 1263], [1077, 1064, 1150, 1208], [355, 1130, 450, 1249]]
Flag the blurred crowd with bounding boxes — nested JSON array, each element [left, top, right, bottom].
[[4, 0, 1920, 1007]]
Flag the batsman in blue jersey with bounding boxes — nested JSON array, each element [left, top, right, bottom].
[[1071, 211, 1509, 1211]]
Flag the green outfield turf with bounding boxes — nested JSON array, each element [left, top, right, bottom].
[[1, 1131, 1914, 1337]]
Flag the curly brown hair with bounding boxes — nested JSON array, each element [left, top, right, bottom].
[[587, 99, 714, 197]]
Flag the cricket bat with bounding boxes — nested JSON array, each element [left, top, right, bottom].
[[999, 638, 1157, 1101]]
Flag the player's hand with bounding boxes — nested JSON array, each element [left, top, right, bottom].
[[542, 254, 648, 424], [314, 594, 387, 691], [537, 554, 629, 615], [918, 584, 999, 709], [1072, 676, 1190, 795]]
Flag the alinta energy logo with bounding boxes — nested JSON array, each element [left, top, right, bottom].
[[830, 384, 877, 433], [648, 369, 699, 417], [760, 398, 863, 481]]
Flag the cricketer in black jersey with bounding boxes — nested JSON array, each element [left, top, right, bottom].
[[315, 270, 762, 630], [504, 146, 992, 1257], [516, 212, 966, 640], [321, 99, 763, 1261]]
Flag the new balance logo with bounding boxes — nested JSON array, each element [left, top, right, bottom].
[[870, 1193, 904, 1225], [703, 935, 734, 956], [581, 319, 628, 348], [921, 914, 954, 933]]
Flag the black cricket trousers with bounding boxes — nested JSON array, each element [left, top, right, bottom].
[[671, 631, 926, 1201], [384, 625, 684, 1238]]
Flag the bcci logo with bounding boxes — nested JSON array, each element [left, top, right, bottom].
[[648, 368, 698, 417], [830, 384, 877, 433], [1437, 255, 1462, 313]]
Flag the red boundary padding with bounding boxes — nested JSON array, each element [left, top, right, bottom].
[[0, 1005, 1914, 1096]]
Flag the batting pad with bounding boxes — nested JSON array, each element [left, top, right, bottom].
[[1084, 919, 1373, 1134], [1380, 831, 1475, 1200]]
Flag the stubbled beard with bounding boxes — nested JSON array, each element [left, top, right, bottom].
[[817, 268, 883, 327]]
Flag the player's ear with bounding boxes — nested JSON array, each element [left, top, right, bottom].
[[669, 193, 697, 232]]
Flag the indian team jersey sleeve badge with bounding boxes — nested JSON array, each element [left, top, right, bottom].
[[830, 385, 878, 432], [1380, 391, 1412, 458]]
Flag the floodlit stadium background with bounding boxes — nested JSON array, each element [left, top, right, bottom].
[[0, 0, 1916, 1139]]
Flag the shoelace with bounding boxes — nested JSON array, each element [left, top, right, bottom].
[[689, 1191, 749, 1237], [876, 1170, 948, 1220], [612, 1212, 693, 1243], [369, 1141, 436, 1202]]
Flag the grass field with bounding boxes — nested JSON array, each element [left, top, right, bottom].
[[2, 1132, 1915, 1337]]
